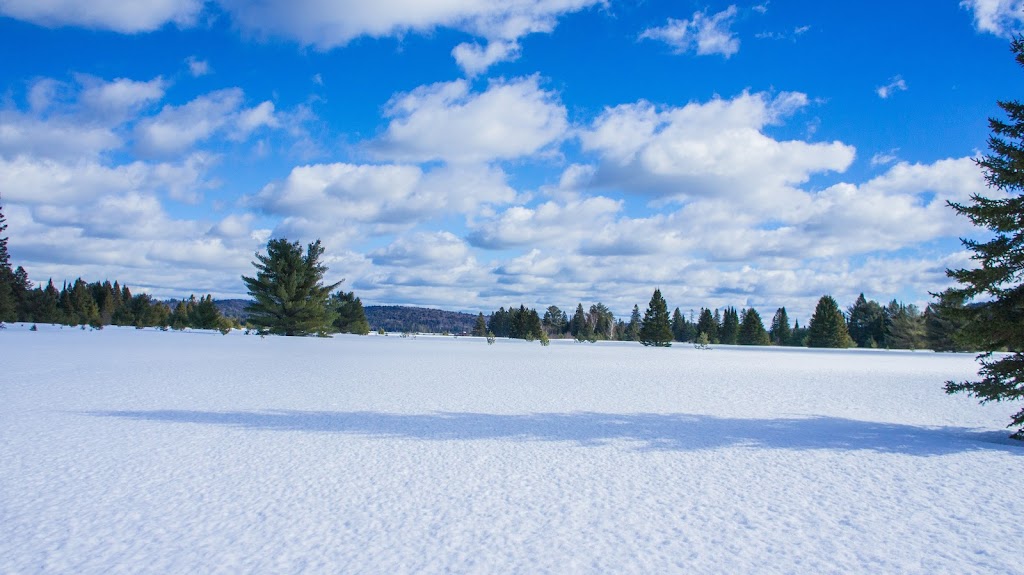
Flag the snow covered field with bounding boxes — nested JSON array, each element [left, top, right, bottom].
[[1, 324, 1020, 574]]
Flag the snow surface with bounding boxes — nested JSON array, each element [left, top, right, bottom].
[[1, 323, 1021, 574]]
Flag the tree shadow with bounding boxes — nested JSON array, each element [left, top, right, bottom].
[[83, 410, 1022, 456]]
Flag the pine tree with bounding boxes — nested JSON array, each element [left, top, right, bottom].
[[671, 307, 687, 342], [242, 238, 341, 336], [847, 293, 886, 348], [924, 295, 969, 352], [769, 307, 791, 346], [807, 295, 853, 348], [626, 304, 642, 341], [0, 199, 14, 324], [885, 300, 925, 350], [738, 308, 770, 345], [696, 308, 718, 344], [719, 307, 739, 345], [191, 295, 224, 330], [472, 312, 488, 337], [332, 290, 370, 334], [943, 38, 1024, 438], [638, 288, 672, 347]]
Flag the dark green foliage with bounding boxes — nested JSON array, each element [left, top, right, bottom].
[[671, 307, 688, 342], [625, 304, 642, 341], [807, 295, 853, 348], [588, 303, 614, 340], [943, 38, 1024, 438], [719, 307, 739, 345], [769, 307, 791, 346], [0, 200, 15, 324], [542, 305, 567, 336], [488, 307, 511, 337], [639, 288, 672, 347], [190, 295, 223, 330], [472, 312, 487, 337], [847, 294, 886, 348], [738, 308, 770, 346], [884, 300, 925, 350], [924, 294, 970, 352], [789, 319, 809, 347], [332, 291, 370, 334], [570, 303, 594, 342], [696, 308, 718, 344], [242, 238, 341, 336]]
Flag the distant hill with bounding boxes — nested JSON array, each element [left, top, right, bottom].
[[212, 299, 480, 334], [364, 306, 478, 334]]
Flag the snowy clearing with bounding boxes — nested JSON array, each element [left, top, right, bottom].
[[1, 324, 1020, 574]]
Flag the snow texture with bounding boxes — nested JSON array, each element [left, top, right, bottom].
[[1, 324, 1020, 574]]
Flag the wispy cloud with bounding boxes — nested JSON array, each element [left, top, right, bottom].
[[640, 5, 740, 58], [876, 75, 908, 99], [960, 0, 1024, 37]]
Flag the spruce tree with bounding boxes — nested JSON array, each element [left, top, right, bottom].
[[807, 295, 853, 348], [769, 307, 791, 346], [242, 238, 341, 336], [472, 312, 487, 337], [332, 290, 370, 334], [190, 295, 223, 330], [638, 288, 672, 347], [719, 307, 739, 345], [944, 38, 1024, 438], [847, 293, 886, 348], [738, 308, 770, 345], [671, 307, 687, 342], [0, 199, 15, 324], [696, 308, 718, 344], [626, 304, 642, 341]]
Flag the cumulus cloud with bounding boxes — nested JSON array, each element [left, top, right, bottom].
[[467, 196, 622, 249], [960, 0, 1024, 37], [372, 76, 568, 163], [134, 88, 279, 156], [186, 56, 211, 77], [640, 5, 740, 57], [79, 76, 166, 120], [252, 162, 517, 245], [0, 0, 203, 32], [876, 75, 908, 99], [578, 91, 855, 213], [370, 231, 472, 267]]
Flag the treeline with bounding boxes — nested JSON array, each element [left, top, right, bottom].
[[479, 291, 968, 351], [2, 274, 238, 332], [365, 305, 477, 334]]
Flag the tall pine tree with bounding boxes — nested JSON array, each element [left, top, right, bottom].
[[243, 238, 341, 336], [638, 288, 672, 347], [807, 295, 853, 348], [0, 198, 14, 324], [944, 37, 1024, 438], [769, 307, 791, 346], [738, 308, 770, 346]]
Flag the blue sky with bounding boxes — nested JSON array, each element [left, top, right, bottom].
[[0, 1, 1020, 322]]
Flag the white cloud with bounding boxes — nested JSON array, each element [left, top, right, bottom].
[[79, 76, 166, 120], [870, 150, 900, 166], [467, 196, 622, 249], [640, 6, 740, 58], [0, 0, 203, 32], [373, 76, 568, 163], [370, 231, 472, 267], [186, 56, 211, 77], [876, 75, 908, 99], [578, 91, 855, 212], [134, 88, 279, 156], [961, 0, 1024, 37], [0, 113, 121, 161], [451, 39, 521, 76]]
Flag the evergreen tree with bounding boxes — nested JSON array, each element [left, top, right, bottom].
[[807, 295, 853, 348], [738, 308, 770, 345], [789, 319, 808, 347], [696, 308, 718, 344], [242, 238, 341, 336], [885, 300, 925, 350], [769, 307, 791, 346], [944, 38, 1024, 437], [847, 293, 886, 348], [719, 307, 739, 345], [570, 303, 595, 342], [332, 290, 370, 334], [671, 307, 687, 342], [472, 312, 488, 337], [190, 295, 223, 330], [626, 304, 642, 341], [542, 305, 566, 336], [588, 303, 614, 340], [638, 288, 672, 347], [488, 307, 510, 337], [170, 301, 191, 330], [924, 295, 969, 352], [0, 199, 14, 324]]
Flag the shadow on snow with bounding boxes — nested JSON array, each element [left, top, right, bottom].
[[84, 409, 1022, 456]]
